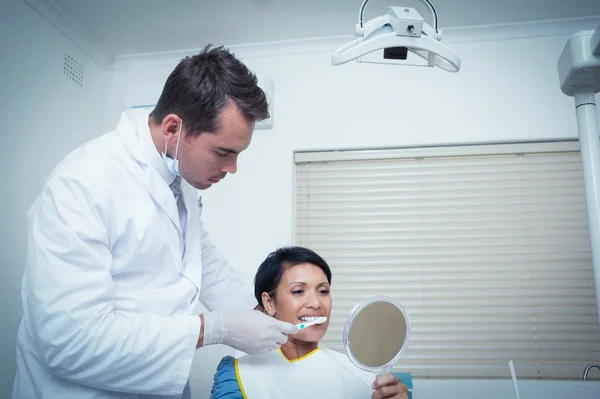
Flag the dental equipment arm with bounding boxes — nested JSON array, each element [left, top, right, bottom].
[[332, 0, 461, 72], [557, 23, 600, 328]]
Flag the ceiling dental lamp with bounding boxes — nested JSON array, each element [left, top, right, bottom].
[[331, 0, 460, 72]]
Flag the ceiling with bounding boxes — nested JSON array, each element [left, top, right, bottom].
[[27, 0, 600, 60]]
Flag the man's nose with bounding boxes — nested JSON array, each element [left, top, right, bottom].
[[222, 157, 238, 174]]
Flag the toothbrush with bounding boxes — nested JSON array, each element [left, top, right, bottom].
[[296, 316, 327, 330]]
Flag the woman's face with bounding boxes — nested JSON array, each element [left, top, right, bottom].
[[263, 263, 332, 343]]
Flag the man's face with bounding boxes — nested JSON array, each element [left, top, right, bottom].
[[163, 101, 254, 190]]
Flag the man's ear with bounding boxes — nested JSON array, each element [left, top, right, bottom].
[[161, 114, 183, 143], [261, 292, 275, 316]]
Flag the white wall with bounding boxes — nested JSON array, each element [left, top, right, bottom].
[[105, 20, 600, 398], [0, 0, 108, 397]]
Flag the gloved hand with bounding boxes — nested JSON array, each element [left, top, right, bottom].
[[202, 309, 299, 354]]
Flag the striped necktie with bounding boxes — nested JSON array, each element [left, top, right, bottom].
[[168, 176, 187, 251]]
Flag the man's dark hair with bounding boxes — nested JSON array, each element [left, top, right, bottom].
[[254, 246, 333, 306], [151, 44, 269, 136]]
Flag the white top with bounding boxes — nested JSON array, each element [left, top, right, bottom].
[[235, 347, 375, 399]]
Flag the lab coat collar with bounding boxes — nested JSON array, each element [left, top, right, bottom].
[[116, 109, 182, 232], [116, 108, 179, 184], [135, 110, 178, 186]]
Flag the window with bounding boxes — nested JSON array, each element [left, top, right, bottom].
[[294, 141, 600, 379]]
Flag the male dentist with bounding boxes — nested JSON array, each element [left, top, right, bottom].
[[13, 45, 298, 399]]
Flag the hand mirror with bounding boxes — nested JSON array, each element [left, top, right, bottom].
[[342, 295, 411, 375]]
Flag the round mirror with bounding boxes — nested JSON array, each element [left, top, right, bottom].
[[342, 295, 411, 375]]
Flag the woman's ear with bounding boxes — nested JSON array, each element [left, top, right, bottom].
[[261, 292, 275, 316]]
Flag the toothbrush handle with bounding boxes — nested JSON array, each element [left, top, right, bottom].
[[297, 321, 314, 329]]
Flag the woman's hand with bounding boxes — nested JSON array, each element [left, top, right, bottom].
[[371, 373, 409, 399]]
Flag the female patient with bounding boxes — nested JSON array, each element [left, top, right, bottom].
[[210, 246, 409, 399]]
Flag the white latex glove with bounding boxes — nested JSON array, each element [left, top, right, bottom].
[[202, 310, 299, 354]]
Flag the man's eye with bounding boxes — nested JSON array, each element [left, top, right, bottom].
[[215, 151, 228, 157]]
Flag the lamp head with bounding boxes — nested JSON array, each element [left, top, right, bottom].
[[332, 2, 460, 72]]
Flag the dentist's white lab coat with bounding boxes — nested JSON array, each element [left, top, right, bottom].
[[12, 109, 255, 399]]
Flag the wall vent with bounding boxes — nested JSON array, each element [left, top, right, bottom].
[[63, 53, 83, 87]]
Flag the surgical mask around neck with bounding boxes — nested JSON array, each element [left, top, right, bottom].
[[161, 118, 183, 177]]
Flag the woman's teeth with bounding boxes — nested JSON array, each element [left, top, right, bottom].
[[299, 316, 320, 322]]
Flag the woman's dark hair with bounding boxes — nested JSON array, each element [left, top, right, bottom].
[[151, 44, 269, 136], [254, 246, 333, 306]]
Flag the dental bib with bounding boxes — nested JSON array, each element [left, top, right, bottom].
[[234, 347, 374, 399]]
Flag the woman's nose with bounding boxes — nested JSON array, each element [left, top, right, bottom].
[[305, 292, 321, 308]]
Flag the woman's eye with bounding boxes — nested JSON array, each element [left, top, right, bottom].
[[292, 290, 304, 295], [215, 151, 228, 157], [319, 290, 330, 295]]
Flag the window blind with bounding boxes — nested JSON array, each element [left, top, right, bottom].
[[294, 141, 600, 379]]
